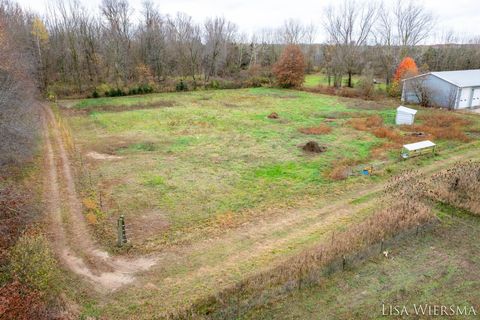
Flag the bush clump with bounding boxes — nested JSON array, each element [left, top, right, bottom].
[[273, 44, 306, 88], [8, 234, 60, 293], [176, 80, 188, 92]]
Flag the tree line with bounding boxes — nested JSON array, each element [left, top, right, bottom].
[[3, 0, 480, 99]]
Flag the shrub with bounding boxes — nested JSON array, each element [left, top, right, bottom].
[[329, 164, 349, 180], [8, 234, 60, 293], [338, 87, 361, 98], [208, 80, 220, 90], [140, 84, 154, 93], [386, 82, 401, 97], [176, 80, 188, 92], [358, 76, 375, 99], [272, 44, 306, 88], [0, 280, 50, 320], [92, 90, 99, 98], [96, 83, 110, 95]]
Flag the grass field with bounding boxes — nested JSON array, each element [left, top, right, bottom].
[[304, 73, 387, 91], [59, 87, 480, 318], [68, 88, 395, 246]]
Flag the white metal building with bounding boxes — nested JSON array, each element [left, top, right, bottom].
[[402, 69, 480, 109], [395, 106, 417, 125]]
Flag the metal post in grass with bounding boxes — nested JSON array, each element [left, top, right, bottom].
[[117, 215, 127, 247]]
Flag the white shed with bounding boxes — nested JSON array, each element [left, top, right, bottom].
[[395, 106, 417, 125]]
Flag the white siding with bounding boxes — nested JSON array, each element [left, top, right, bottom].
[[472, 88, 480, 107], [402, 74, 458, 108], [396, 112, 414, 125], [458, 88, 471, 109]]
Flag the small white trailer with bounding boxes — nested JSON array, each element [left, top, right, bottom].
[[401, 140, 436, 159], [395, 106, 417, 125]]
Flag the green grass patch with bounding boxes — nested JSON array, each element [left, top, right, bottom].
[[64, 87, 478, 245]]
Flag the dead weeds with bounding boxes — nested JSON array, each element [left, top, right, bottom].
[[299, 124, 332, 135]]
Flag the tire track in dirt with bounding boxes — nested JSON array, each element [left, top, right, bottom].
[[42, 104, 156, 291]]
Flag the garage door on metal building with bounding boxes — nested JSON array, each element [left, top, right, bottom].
[[458, 88, 471, 109], [472, 88, 480, 107]]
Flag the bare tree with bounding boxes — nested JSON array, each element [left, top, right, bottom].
[[203, 16, 237, 81], [278, 19, 306, 44], [395, 0, 435, 49], [100, 0, 132, 86], [0, 0, 40, 165], [323, 0, 377, 87], [166, 13, 203, 81], [138, 0, 165, 81]]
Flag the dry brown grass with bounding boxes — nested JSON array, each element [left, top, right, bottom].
[[406, 113, 472, 142], [169, 171, 435, 319], [348, 115, 383, 131], [301, 85, 379, 100], [371, 127, 402, 142], [298, 124, 332, 135], [301, 85, 336, 95], [370, 142, 398, 159], [428, 161, 480, 215], [329, 165, 349, 180], [0, 280, 52, 320]]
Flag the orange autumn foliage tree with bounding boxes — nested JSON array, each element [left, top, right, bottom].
[[394, 57, 418, 81], [388, 57, 419, 97], [272, 44, 306, 88]]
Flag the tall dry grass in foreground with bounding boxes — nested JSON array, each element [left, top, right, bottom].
[[168, 171, 435, 319], [428, 161, 480, 215], [167, 161, 480, 319]]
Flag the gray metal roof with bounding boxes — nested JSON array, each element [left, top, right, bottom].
[[430, 69, 480, 88]]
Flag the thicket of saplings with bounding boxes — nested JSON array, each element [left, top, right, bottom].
[[87, 75, 271, 99], [167, 161, 480, 319]]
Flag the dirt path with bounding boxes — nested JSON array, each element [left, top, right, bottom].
[[42, 104, 156, 291]]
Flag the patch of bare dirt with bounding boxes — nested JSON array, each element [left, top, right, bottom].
[[267, 112, 279, 119], [86, 151, 124, 161], [341, 98, 392, 110], [127, 210, 170, 244], [42, 104, 156, 292], [223, 103, 240, 108], [302, 141, 327, 153]]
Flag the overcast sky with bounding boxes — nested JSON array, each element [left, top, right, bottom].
[[15, 0, 480, 43]]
